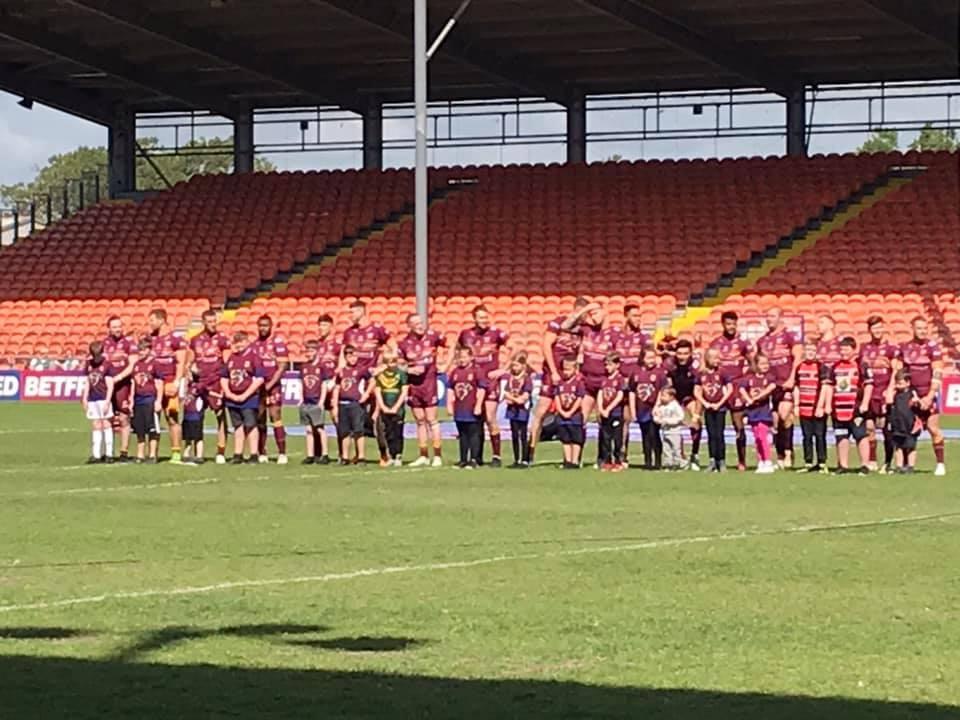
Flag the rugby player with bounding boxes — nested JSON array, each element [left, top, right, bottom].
[[252, 315, 290, 464], [667, 339, 702, 470], [858, 315, 901, 472], [757, 307, 802, 468], [823, 337, 873, 474], [528, 297, 590, 462], [578, 303, 620, 466], [102, 316, 139, 462], [313, 313, 342, 463], [399, 312, 447, 467], [148, 308, 186, 463], [615, 304, 649, 464], [187, 309, 231, 464], [628, 347, 670, 470], [341, 300, 392, 439], [815, 315, 842, 368], [708, 311, 753, 470], [457, 305, 510, 467], [900, 316, 946, 476]]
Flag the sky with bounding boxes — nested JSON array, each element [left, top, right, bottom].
[[0, 81, 957, 188]]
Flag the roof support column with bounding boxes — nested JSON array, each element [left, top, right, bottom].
[[233, 108, 255, 173], [362, 99, 383, 171], [107, 105, 136, 197], [786, 83, 807, 158], [566, 91, 587, 165]]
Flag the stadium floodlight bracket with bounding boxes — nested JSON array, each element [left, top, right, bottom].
[[426, 0, 474, 61]]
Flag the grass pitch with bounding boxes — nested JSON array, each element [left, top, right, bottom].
[[2, 404, 959, 719]]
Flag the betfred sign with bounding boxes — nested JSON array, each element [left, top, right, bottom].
[[0, 371, 20, 401], [943, 376, 960, 415], [21, 371, 87, 402]]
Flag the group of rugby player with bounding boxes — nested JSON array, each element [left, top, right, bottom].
[[80, 297, 948, 476]]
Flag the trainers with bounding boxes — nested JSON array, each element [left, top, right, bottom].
[[258, 455, 269, 464], [86, 456, 102, 464], [146, 457, 159, 465], [858, 466, 870, 476], [600, 463, 613, 472], [934, 463, 947, 477], [117, 454, 132, 464], [231, 456, 244, 465], [215, 454, 226, 465], [611, 463, 625, 473], [489, 457, 502, 468], [819, 465, 830, 475], [245, 456, 260, 465], [318, 456, 331, 465], [302, 457, 315, 465], [688, 459, 700, 472], [410, 456, 430, 468], [737, 463, 747, 471], [379, 458, 391, 468], [456, 461, 468, 469], [468, 460, 479, 469], [169, 452, 182, 465], [277, 454, 289, 465], [878, 464, 890, 475], [431, 456, 443, 468], [104, 456, 116, 465], [393, 458, 403, 467]]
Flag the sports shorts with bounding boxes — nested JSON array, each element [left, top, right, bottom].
[[111, 381, 132, 416], [407, 380, 438, 409], [582, 375, 604, 398], [85, 399, 113, 421], [228, 406, 258, 430], [892, 433, 919, 451], [771, 386, 792, 407], [338, 401, 367, 438], [833, 417, 868, 442], [261, 382, 283, 409], [557, 423, 584, 446], [183, 419, 204, 442], [299, 402, 325, 427], [198, 382, 224, 412], [132, 403, 159, 438]]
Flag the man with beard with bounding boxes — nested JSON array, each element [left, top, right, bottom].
[[148, 308, 186, 463], [102, 316, 139, 462], [708, 311, 753, 470], [188, 309, 231, 463], [252, 315, 290, 464], [900, 316, 946, 476], [858, 315, 901, 472], [615, 304, 649, 465], [399, 313, 447, 467], [756, 307, 802, 468]]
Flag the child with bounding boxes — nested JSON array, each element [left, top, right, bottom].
[[793, 340, 830, 473], [652, 387, 685, 469], [182, 366, 206, 464], [824, 337, 873, 475], [887, 369, 922, 473], [629, 347, 669, 470], [374, 350, 409, 467], [131, 338, 163, 464], [82, 341, 116, 464], [299, 341, 330, 465], [220, 332, 266, 464], [502, 351, 533, 468], [597, 352, 628, 471], [555, 356, 586, 469], [332, 345, 372, 465], [740, 354, 777, 474], [695, 348, 733, 472], [447, 345, 487, 468]]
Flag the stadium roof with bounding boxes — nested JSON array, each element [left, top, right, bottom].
[[0, 0, 956, 124]]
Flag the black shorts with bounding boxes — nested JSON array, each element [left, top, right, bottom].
[[132, 403, 159, 438], [338, 402, 367, 438], [892, 433, 918, 451], [183, 419, 204, 442], [557, 424, 584, 446], [833, 417, 868, 442], [229, 406, 258, 430]]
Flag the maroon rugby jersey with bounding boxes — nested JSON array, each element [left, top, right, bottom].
[[826, 359, 872, 422], [545, 316, 583, 372], [816, 337, 843, 369], [554, 374, 586, 425], [102, 335, 138, 377], [132, 358, 161, 399], [252, 335, 289, 382], [631, 366, 670, 411], [599, 372, 628, 416], [697, 368, 729, 405], [223, 347, 264, 397], [794, 359, 829, 418], [900, 339, 942, 397], [299, 357, 326, 403], [709, 334, 752, 381], [316, 337, 342, 376], [457, 326, 509, 378], [615, 326, 649, 376], [189, 331, 230, 385], [398, 330, 446, 386], [150, 332, 185, 382], [85, 361, 110, 402], [448, 363, 487, 420], [580, 324, 620, 379], [859, 340, 900, 397], [335, 365, 370, 402], [757, 328, 799, 385], [341, 323, 390, 373]]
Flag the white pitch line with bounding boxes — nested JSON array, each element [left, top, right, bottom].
[[0, 511, 952, 615]]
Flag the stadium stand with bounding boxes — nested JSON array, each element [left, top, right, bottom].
[[0, 151, 956, 366]]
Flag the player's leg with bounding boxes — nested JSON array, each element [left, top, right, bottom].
[[730, 410, 747, 470], [268, 400, 287, 463], [835, 423, 850, 471], [483, 399, 501, 467], [638, 419, 653, 468], [427, 405, 442, 465], [800, 417, 814, 468], [687, 399, 702, 469], [855, 429, 871, 473], [455, 421, 469, 467], [257, 396, 268, 457], [229, 409, 244, 461], [813, 417, 828, 469], [621, 404, 633, 465], [611, 418, 624, 467], [410, 406, 429, 465], [776, 395, 795, 468], [927, 411, 946, 475], [164, 391, 182, 462], [528, 387, 554, 461], [864, 418, 878, 471], [597, 418, 610, 467], [245, 412, 260, 461], [303, 408, 316, 464]]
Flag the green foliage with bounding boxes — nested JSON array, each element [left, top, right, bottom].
[[857, 129, 899, 154], [0, 136, 276, 215], [909, 124, 959, 152]]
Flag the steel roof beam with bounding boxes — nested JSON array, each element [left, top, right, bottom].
[[0, 64, 114, 124], [861, 0, 958, 53], [578, 0, 795, 97]]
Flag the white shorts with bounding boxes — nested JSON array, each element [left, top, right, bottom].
[[86, 399, 114, 421]]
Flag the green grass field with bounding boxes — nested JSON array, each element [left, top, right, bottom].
[[3, 404, 960, 719]]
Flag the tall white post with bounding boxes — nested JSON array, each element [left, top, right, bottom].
[[414, 0, 429, 321]]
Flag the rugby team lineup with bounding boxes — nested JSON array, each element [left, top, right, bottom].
[[79, 297, 946, 476]]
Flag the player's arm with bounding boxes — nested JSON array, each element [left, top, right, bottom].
[[268, 352, 288, 390], [859, 367, 873, 414], [173, 344, 186, 388], [242, 376, 265, 401], [115, 348, 139, 384], [784, 342, 802, 389], [393, 384, 409, 414], [474, 383, 487, 416], [220, 376, 233, 402], [821, 369, 835, 412], [105, 376, 115, 401], [628, 388, 637, 420], [80, 375, 90, 409], [693, 383, 707, 409], [926, 357, 944, 408], [445, 383, 455, 416], [542, 329, 561, 379], [153, 378, 164, 412], [607, 390, 625, 418], [373, 384, 387, 414], [718, 383, 733, 408]]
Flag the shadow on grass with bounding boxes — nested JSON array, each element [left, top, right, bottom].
[[0, 626, 94, 640], [289, 635, 425, 653], [4, 653, 957, 720]]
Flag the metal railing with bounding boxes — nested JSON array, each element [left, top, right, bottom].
[[0, 168, 107, 246]]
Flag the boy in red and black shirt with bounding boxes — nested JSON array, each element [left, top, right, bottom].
[[793, 340, 830, 473], [824, 337, 873, 474]]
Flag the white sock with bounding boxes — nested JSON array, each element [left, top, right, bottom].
[[104, 431, 114, 457], [92, 430, 103, 458]]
